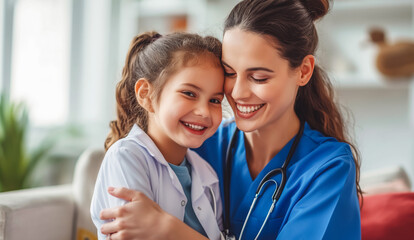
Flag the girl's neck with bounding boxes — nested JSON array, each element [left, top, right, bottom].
[[244, 114, 300, 179], [146, 125, 187, 166]]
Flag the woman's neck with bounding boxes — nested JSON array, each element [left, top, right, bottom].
[[244, 115, 300, 179]]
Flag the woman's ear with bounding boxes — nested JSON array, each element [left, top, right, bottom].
[[296, 55, 315, 86], [135, 78, 154, 113]]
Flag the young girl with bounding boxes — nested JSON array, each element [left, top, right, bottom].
[[90, 32, 224, 240]]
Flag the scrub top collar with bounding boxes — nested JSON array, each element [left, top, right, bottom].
[[236, 122, 310, 179], [127, 124, 218, 191], [232, 122, 311, 216]]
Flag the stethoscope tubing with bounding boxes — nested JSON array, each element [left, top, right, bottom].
[[239, 179, 278, 240], [224, 121, 305, 240]]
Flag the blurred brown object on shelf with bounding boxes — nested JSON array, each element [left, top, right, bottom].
[[369, 28, 414, 78], [171, 16, 187, 32]]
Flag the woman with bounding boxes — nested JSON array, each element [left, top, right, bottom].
[[99, 0, 362, 239]]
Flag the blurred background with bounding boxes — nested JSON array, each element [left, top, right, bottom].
[[0, 0, 413, 190]]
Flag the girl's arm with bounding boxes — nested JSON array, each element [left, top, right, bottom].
[[90, 147, 155, 240], [100, 187, 210, 240]]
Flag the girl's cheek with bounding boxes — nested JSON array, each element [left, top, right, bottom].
[[212, 107, 222, 127]]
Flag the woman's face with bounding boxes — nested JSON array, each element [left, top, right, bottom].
[[222, 28, 302, 133]]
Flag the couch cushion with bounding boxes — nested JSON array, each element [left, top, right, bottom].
[[72, 148, 105, 240], [361, 192, 414, 240], [360, 166, 411, 195], [0, 185, 74, 240]]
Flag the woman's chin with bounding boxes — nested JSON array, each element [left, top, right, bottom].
[[234, 118, 259, 133]]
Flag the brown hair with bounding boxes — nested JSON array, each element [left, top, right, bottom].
[[224, 0, 362, 199], [105, 31, 222, 150]]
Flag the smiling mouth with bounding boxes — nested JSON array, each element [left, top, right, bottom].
[[236, 103, 265, 114], [181, 121, 207, 131]]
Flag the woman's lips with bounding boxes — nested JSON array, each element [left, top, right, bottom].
[[235, 103, 265, 119]]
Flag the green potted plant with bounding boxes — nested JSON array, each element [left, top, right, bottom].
[[0, 94, 55, 192]]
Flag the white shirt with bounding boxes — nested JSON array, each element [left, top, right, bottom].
[[90, 124, 223, 240]]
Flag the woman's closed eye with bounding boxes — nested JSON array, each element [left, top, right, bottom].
[[251, 74, 268, 82], [224, 71, 236, 78], [251, 76, 268, 82]]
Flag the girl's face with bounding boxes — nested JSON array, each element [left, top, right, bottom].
[[222, 28, 302, 133], [150, 58, 224, 149]]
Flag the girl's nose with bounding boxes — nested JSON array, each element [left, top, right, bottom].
[[193, 102, 210, 118]]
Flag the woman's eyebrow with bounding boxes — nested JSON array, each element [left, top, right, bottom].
[[222, 61, 274, 73], [246, 67, 274, 73]]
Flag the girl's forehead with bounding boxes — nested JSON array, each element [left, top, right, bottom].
[[172, 50, 221, 69]]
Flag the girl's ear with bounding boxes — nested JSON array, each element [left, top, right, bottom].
[[135, 78, 155, 113], [296, 55, 315, 86]]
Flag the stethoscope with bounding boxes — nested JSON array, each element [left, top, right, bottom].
[[222, 121, 305, 240]]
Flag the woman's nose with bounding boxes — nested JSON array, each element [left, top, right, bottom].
[[228, 76, 250, 100]]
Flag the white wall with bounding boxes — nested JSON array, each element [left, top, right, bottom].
[[68, 0, 414, 186], [84, 0, 414, 184], [337, 84, 414, 184], [72, 0, 117, 148], [317, 0, 414, 185]]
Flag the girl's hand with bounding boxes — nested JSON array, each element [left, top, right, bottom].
[[99, 187, 173, 240], [100, 187, 209, 240]]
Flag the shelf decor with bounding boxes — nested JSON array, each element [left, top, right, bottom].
[[369, 27, 414, 79]]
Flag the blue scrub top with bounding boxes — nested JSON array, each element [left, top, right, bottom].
[[194, 120, 361, 240]]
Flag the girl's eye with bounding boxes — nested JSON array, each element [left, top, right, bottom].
[[210, 98, 222, 104], [182, 91, 196, 97]]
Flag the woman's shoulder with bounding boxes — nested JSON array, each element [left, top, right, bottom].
[[299, 122, 354, 171], [303, 122, 353, 156]]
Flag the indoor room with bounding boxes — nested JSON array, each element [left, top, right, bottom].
[[1, 0, 414, 239]]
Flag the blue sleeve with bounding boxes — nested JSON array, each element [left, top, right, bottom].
[[277, 155, 361, 240]]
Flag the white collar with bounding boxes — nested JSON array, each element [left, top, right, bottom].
[[127, 124, 218, 188]]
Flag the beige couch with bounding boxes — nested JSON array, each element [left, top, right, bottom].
[[0, 148, 104, 240], [0, 147, 412, 240]]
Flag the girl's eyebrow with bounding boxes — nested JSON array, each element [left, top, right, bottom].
[[222, 61, 274, 73], [182, 83, 202, 91], [182, 83, 224, 96]]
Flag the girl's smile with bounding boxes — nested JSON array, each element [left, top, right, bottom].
[[180, 121, 209, 135]]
